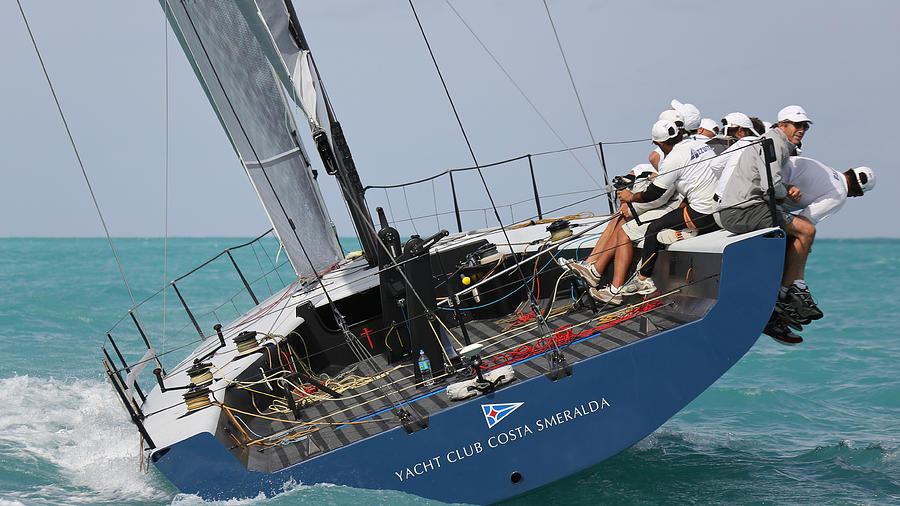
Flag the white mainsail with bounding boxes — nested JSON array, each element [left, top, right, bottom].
[[163, 0, 343, 277]]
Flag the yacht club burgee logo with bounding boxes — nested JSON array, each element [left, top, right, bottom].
[[481, 402, 523, 428]]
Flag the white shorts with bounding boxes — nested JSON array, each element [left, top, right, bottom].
[[622, 199, 683, 241]]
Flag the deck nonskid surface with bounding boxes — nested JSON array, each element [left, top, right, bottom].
[[239, 292, 706, 472]]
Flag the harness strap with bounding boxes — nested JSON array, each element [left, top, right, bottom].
[[683, 207, 698, 230]]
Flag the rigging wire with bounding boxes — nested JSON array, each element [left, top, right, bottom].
[[406, 0, 565, 366], [431, 179, 441, 231], [16, 0, 145, 328], [162, 0, 170, 369], [442, 0, 602, 189], [541, 0, 614, 213], [383, 188, 398, 225], [402, 186, 419, 235]]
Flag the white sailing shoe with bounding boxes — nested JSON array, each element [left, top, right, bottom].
[[620, 275, 657, 296], [657, 228, 698, 245], [558, 258, 602, 288], [589, 285, 623, 305]]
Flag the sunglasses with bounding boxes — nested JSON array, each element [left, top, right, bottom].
[[788, 121, 811, 131]]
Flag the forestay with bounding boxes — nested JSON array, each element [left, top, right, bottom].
[[163, 0, 343, 276]]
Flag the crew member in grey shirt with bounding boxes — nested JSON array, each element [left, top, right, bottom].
[[717, 105, 817, 344]]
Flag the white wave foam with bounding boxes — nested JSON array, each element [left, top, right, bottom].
[[169, 480, 438, 505], [168, 481, 301, 506], [170, 491, 270, 505], [0, 375, 448, 505], [0, 375, 173, 503]]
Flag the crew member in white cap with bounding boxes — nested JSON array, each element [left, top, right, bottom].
[[711, 112, 759, 196], [659, 109, 684, 129], [777, 158, 876, 321], [671, 99, 702, 134], [717, 105, 817, 344], [649, 109, 684, 169], [776, 105, 812, 146], [589, 119, 719, 305], [697, 118, 719, 138]]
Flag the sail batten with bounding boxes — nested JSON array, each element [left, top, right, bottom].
[[162, 0, 343, 276]]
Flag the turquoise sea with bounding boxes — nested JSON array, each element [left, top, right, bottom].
[[0, 237, 897, 505]]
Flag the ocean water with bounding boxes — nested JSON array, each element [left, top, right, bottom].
[[0, 237, 897, 505]]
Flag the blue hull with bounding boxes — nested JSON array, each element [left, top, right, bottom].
[[152, 232, 784, 503]]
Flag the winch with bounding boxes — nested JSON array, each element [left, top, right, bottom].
[[546, 219, 572, 242]]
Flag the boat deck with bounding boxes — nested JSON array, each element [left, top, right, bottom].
[[226, 292, 713, 472]]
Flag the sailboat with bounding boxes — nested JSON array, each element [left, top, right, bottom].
[[100, 1, 785, 503]]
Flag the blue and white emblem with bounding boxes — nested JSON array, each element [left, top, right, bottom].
[[481, 402, 523, 428]]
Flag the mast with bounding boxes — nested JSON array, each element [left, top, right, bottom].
[[282, 2, 378, 266]]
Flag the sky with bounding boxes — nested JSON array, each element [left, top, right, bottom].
[[3, 0, 899, 239]]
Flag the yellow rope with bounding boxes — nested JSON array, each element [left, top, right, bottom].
[[217, 403, 392, 447], [509, 211, 599, 229], [384, 325, 399, 351], [427, 318, 453, 366], [433, 313, 463, 348]]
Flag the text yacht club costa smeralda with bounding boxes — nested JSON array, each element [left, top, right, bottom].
[[394, 398, 611, 482]]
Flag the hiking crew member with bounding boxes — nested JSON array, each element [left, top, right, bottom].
[[593, 119, 719, 304], [717, 105, 818, 343]]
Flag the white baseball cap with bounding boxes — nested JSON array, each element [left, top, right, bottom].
[[671, 99, 701, 131], [699, 118, 719, 133], [658, 109, 684, 127], [852, 166, 876, 193], [721, 112, 753, 129], [777, 105, 813, 124], [652, 119, 679, 142]]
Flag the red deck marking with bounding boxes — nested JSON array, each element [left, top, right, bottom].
[[361, 327, 374, 349]]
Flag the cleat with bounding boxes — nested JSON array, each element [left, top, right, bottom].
[[763, 317, 803, 345], [558, 258, 602, 288], [620, 275, 657, 296], [589, 285, 623, 305], [657, 228, 698, 245]]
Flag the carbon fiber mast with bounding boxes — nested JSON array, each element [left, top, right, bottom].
[[284, 1, 378, 266]]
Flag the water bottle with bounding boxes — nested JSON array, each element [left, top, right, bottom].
[[417, 349, 434, 387]]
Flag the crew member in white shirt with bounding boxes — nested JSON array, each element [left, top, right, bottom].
[[671, 99, 702, 135], [711, 112, 759, 197], [558, 163, 682, 293], [650, 109, 683, 169], [593, 120, 719, 304], [780, 157, 876, 304]]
